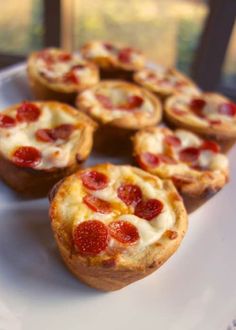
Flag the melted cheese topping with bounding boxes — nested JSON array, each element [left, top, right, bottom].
[[135, 128, 228, 176], [59, 165, 176, 252], [79, 83, 155, 123], [168, 93, 236, 128], [135, 67, 201, 96], [174, 130, 202, 148], [35, 48, 98, 87], [0, 103, 82, 170], [82, 41, 144, 68]]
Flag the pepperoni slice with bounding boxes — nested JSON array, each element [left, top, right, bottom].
[[118, 48, 132, 63], [35, 124, 74, 143], [83, 195, 112, 214], [200, 140, 220, 153], [81, 171, 108, 190], [190, 98, 206, 112], [16, 102, 41, 123], [38, 50, 54, 64], [120, 95, 144, 110], [117, 184, 142, 207], [103, 42, 116, 52], [53, 124, 74, 140], [164, 135, 181, 148], [35, 129, 55, 142], [147, 72, 157, 80], [73, 220, 109, 256], [12, 146, 41, 168], [0, 114, 16, 128], [179, 147, 200, 163], [172, 108, 186, 116], [137, 152, 176, 168], [63, 71, 80, 84], [136, 152, 160, 170], [172, 175, 194, 187], [208, 119, 222, 126], [95, 94, 113, 109], [128, 95, 143, 108], [58, 52, 72, 61], [108, 221, 139, 244], [72, 64, 85, 71], [218, 102, 236, 117], [135, 199, 163, 221], [158, 154, 178, 165]]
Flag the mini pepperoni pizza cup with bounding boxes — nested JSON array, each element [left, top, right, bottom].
[[133, 66, 201, 101], [0, 101, 96, 197], [76, 80, 162, 155], [27, 48, 99, 104], [165, 92, 236, 152], [49, 163, 188, 291], [80, 41, 145, 81], [133, 127, 229, 213]]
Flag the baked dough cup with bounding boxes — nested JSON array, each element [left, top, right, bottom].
[[49, 163, 188, 291], [27, 48, 99, 104], [134, 66, 200, 101], [133, 127, 229, 213], [165, 92, 236, 152], [76, 80, 162, 155], [0, 101, 96, 197], [80, 41, 145, 81]]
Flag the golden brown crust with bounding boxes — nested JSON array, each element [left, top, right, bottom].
[[0, 101, 96, 197], [76, 80, 163, 130], [165, 93, 236, 148], [134, 67, 200, 98], [174, 172, 228, 213], [55, 230, 182, 291], [50, 163, 188, 291], [0, 154, 80, 197], [132, 126, 229, 212], [180, 188, 222, 213], [27, 71, 77, 104], [27, 49, 99, 104]]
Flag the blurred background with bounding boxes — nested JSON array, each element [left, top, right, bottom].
[[0, 0, 235, 99]]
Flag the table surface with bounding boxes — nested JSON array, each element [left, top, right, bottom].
[[0, 64, 235, 330]]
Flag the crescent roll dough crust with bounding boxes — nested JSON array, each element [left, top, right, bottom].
[[0, 101, 96, 196], [76, 80, 162, 130], [80, 41, 145, 80], [27, 48, 99, 103], [50, 163, 188, 291], [134, 67, 200, 98], [165, 92, 236, 151], [133, 127, 229, 212]]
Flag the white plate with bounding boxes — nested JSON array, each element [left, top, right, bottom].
[[0, 64, 236, 330]]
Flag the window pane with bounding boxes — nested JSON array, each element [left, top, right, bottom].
[[0, 0, 43, 54], [72, 0, 208, 74], [221, 22, 236, 89]]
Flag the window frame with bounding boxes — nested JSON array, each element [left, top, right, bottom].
[[191, 0, 236, 98], [43, 0, 61, 48]]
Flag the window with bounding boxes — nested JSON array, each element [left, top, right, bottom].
[[72, 0, 208, 75], [0, 0, 43, 54], [0, 0, 235, 100]]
